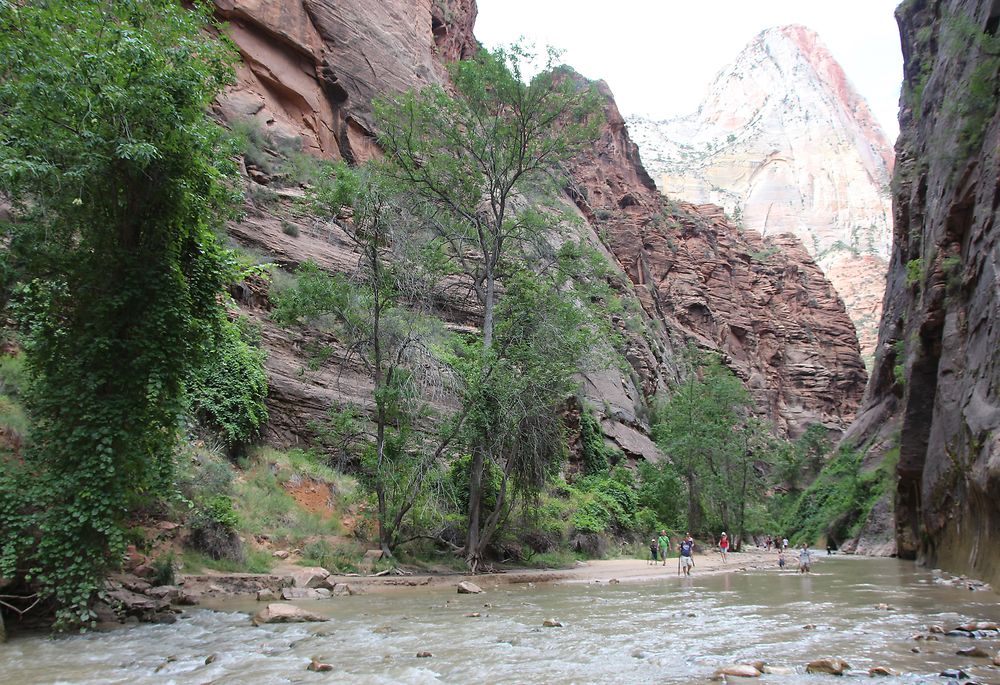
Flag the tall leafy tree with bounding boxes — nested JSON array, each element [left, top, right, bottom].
[[653, 352, 769, 541], [273, 162, 459, 557], [0, 0, 239, 628], [375, 43, 601, 570]]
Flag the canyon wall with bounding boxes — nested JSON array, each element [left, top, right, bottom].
[[629, 26, 895, 361], [847, 0, 1000, 581], [213, 1, 868, 460]]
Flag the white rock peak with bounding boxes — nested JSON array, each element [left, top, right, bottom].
[[628, 25, 894, 360]]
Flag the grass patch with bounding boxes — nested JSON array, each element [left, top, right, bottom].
[[180, 547, 273, 574]]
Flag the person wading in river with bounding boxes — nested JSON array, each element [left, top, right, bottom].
[[658, 530, 671, 567], [719, 532, 729, 563], [798, 543, 812, 573], [678, 533, 695, 576]]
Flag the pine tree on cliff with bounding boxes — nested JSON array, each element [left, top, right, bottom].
[[375, 44, 601, 571]]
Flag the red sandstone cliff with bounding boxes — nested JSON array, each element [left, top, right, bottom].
[[212, 0, 867, 458], [568, 79, 867, 439]]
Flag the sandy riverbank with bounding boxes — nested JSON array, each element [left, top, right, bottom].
[[285, 548, 792, 595]]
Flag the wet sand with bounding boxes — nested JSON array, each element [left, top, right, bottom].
[[316, 548, 788, 594]]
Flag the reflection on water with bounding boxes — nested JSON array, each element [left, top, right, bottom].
[[2, 557, 999, 684]]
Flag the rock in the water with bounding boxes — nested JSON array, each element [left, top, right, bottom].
[[252, 603, 328, 626], [957, 646, 990, 657], [928, 624, 945, 633], [805, 658, 850, 675], [761, 665, 795, 675], [416, 651, 433, 658], [802, 624, 817, 630], [307, 658, 333, 672], [457, 581, 483, 594], [713, 664, 760, 678], [542, 618, 563, 627], [205, 654, 218, 665], [939, 668, 968, 679], [256, 589, 277, 602], [868, 666, 895, 676], [290, 567, 330, 589], [465, 612, 481, 618]]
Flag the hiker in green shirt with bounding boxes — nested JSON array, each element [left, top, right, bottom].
[[658, 530, 671, 566]]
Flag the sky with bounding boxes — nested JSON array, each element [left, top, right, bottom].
[[474, 1, 904, 141]]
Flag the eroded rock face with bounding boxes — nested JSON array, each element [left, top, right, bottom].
[[847, 0, 1000, 583], [567, 79, 867, 438], [629, 26, 895, 360], [216, 1, 866, 456], [213, 0, 478, 161]]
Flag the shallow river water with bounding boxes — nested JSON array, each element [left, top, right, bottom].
[[3, 556, 1000, 684]]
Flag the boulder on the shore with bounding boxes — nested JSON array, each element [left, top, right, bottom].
[[281, 587, 327, 600], [272, 550, 290, 560], [713, 664, 760, 678], [805, 658, 850, 675], [457, 581, 483, 594], [290, 567, 330, 589], [252, 603, 328, 626]]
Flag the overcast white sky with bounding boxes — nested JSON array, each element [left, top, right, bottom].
[[474, 1, 904, 141]]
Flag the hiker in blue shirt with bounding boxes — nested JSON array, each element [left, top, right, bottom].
[[679, 533, 695, 576]]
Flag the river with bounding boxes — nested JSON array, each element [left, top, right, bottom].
[[2, 556, 999, 683]]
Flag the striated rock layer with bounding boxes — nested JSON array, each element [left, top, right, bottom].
[[846, 0, 1000, 579], [213, 0, 867, 457], [628, 26, 895, 360], [568, 80, 867, 439]]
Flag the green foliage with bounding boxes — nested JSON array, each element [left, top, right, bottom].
[[772, 424, 832, 493], [778, 445, 896, 546], [905, 258, 925, 288], [892, 338, 907, 387], [187, 315, 268, 450], [636, 461, 686, 531], [0, 0, 239, 629], [150, 553, 176, 587], [300, 539, 363, 574], [941, 14, 1000, 155], [579, 404, 616, 475], [653, 351, 761, 535]]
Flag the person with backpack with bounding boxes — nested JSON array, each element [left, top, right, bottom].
[[678, 533, 696, 576], [648, 538, 659, 565]]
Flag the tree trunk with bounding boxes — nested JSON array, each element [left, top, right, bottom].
[[482, 270, 495, 352], [465, 446, 485, 572]]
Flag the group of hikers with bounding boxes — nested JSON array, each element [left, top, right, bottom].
[[648, 531, 813, 574]]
